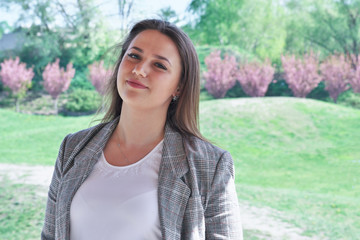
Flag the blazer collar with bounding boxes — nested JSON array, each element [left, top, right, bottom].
[[68, 117, 189, 179], [161, 123, 189, 178]]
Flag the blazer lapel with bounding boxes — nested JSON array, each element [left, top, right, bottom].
[[158, 124, 190, 240], [58, 118, 119, 240]]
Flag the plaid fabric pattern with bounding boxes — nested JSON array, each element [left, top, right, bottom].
[[41, 117, 243, 240]]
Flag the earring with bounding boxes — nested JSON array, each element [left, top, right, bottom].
[[172, 95, 178, 101]]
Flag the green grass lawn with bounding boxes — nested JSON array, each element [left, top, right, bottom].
[[1, 97, 360, 239], [0, 111, 101, 165], [0, 177, 46, 240]]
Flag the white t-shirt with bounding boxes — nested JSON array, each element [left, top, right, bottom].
[[70, 140, 164, 240]]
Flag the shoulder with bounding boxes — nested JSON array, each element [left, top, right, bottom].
[[184, 136, 227, 160], [183, 135, 234, 176], [60, 119, 115, 158], [64, 122, 107, 147]]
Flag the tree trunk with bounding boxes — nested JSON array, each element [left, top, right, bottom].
[[16, 98, 20, 112], [54, 97, 59, 115]]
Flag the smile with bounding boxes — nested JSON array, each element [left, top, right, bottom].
[[126, 80, 148, 89]]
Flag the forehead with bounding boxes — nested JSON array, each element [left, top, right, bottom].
[[128, 30, 181, 59]]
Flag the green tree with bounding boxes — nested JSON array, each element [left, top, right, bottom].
[[285, 0, 360, 65], [236, 0, 286, 62], [0, 21, 11, 38], [186, 0, 287, 62], [158, 6, 179, 24], [186, 0, 244, 45]]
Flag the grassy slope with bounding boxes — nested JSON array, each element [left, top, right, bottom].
[[200, 97, 360, 239], [1, 97, 360, 239]]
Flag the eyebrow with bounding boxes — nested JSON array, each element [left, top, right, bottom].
[[130, 46, 172, 66]]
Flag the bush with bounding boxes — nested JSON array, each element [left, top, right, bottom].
[[204, 50, 238, 98], [307, 81, 329, 101], [337, 90, 360, 110], [63, 89, 101, 114], [199, 89, 214, 101], [281, 52, 322, 98], [225, 82, 248, 98], [69, 70, 94, 91], [320, 54, 352, 103], [237, 59, 275, 97], [266, 79, 293, 97]]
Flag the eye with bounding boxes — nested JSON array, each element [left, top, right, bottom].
[[155, 62, 167, 70], [127, 53, 140, 60]]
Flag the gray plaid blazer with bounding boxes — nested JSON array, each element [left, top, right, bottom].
[[41, 117, 243, 240]]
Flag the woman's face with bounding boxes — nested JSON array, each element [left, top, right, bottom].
[[117, 30, 182, 112]]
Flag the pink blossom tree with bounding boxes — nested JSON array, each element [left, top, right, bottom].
[[236, 59, 275, 97], [42, 59, 75, 114], [88, 60, 110, 96], [281, 52, 322, 98], [320, 54, 351, 103], [204, 50, 238, 98], [0, 57, 34, 112]]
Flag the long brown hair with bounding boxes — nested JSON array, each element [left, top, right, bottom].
[[101, 19, 204, 140]]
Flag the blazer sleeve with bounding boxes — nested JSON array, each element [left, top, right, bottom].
[[41, 135, 69, 240], [205, 151, 243, 240]]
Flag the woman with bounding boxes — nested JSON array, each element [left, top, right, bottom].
[[42, 19, 242, 240]]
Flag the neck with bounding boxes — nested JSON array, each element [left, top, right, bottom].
[[116, 103, 167, 147]]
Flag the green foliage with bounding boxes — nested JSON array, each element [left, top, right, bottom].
[[63, 89, 101, 113], [157, 6, 179, 24], [265, 80, 292, 97], [187, 0, 287, 63], [307, 81, 330, 100], [225, 82, 248, 98], [0, 92, 13, 107], [284, 0, 360, 61], [0, 21, 11, 37], [237, 0, 287, 61], [69, 20, 117, 69], [189, 0, 360, 64], [199, 89, 214, 101], [187, 0, 244, 45], [69, 69, 94, 91], [337, 90, 360, 109], [196, 45, 256, 71]]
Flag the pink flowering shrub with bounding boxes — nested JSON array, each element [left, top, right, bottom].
[[204, 51, 238, 98], [42, 59, 75, 114], [88, 60, 111, 95], [281, 52, 322, 98], [320, 54, 351, 102], [0, 57, 34, 112], [237, 59, 275, 97]]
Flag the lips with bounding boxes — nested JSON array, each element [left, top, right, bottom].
[[126, 79, 148, 89]]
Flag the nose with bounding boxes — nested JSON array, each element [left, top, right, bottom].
[[132, 63, 147, 78]]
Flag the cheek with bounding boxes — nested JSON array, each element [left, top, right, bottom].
[[117, 61, 129, 82]]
